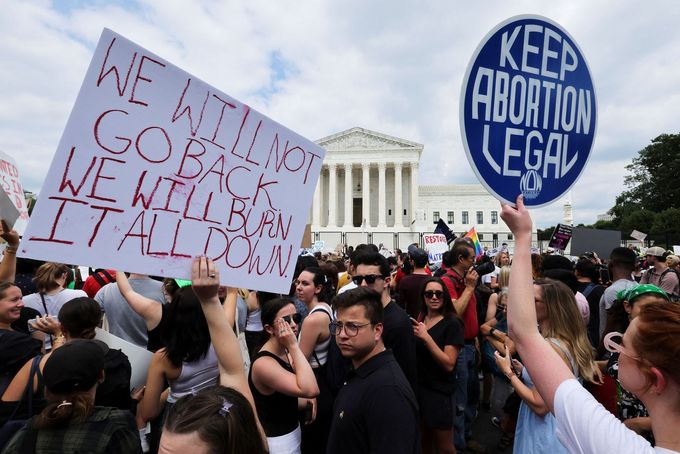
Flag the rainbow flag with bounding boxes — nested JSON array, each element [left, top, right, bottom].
[[464, 227, 483, 257]]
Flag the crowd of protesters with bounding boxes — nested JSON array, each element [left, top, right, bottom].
[[2, 205, 680, 453]]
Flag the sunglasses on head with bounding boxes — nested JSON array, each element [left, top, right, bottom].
[[352, 274, 383, 285], [281, 313, 302, 325], [423, 290, 445, 299]]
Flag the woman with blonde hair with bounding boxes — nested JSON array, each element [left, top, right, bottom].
[[501, 195, 680, 453], [485, 266, 511, 323], [665, 254, 680, 271], [494, 276, 597, 453], [487, 252, 511, 290]]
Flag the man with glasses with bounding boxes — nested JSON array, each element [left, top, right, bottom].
[[350, 251, 417, 391], [327, 287, 420, 454]]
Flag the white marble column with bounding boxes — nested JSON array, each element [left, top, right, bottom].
[[343, 163, 353, 229], [394, 162, 402, 228], [410, 162, 419, 224], [378, 162, 386, 228], [362, 163, 370, 228], [312, 170, 322, 227], [328, 163, 337, 227]]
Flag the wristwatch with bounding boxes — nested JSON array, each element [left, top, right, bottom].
[[489, 327, 496, 336]]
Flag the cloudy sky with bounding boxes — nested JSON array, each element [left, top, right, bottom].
[[2, 0, 679, 229]]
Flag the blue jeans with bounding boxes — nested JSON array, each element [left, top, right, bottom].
[[453, 344, 478, 450]]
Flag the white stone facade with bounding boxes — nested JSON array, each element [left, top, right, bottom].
[[311, 127, 529, 250], [418, 185, 513, 245]]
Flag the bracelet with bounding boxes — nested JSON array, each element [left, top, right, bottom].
[[4, 246, 17, 254], [504, 371, 515, 380], [489, 327, 496, 336]]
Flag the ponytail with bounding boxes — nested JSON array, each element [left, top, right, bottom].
[[34, 393, 94, 430]]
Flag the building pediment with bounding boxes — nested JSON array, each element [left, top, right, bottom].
[[316, 127, 423, 153]]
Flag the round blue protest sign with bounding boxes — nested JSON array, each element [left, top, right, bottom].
[[460, 15, 597, 207]]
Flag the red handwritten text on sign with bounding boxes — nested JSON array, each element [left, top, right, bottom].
[[20, 29, 324, 293]]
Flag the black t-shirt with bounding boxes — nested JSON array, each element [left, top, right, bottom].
[[382, 301, 417, 391], [327, 350, 420, 454], [416, 316, 464, 393], [0, 329, 41, 395]]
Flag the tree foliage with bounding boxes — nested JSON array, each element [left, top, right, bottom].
[[650, 208, 680, 244], [606, 134, 680, 244], [613, 133, 680, 213]]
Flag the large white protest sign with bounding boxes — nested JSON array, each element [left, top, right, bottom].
[[0, 150, 29, 234], [423, 233, 448, 266], [19, 29, 325, 293]]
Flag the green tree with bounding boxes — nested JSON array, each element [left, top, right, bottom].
[[650, 208, 680, 248], [537, 227, 555, 241], [592, 219, 617, 230], [611, 133, 680, 214], [619, 209, 656, 237]]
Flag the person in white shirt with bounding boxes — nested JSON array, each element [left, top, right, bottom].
[[498, 195, 680, 454]]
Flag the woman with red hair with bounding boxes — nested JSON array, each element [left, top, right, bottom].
[[500, 195, 680, 453]]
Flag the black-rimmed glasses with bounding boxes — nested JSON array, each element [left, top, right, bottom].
[[329, 321, 371, 337]]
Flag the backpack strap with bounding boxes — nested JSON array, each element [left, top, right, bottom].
[[38, 294, 53, 346], [100, 270, 114, 283], [581, 283, 596, 299], [659, 267, 675, 285], [6, 355, 42, 423], [91, 273, 106, 287]]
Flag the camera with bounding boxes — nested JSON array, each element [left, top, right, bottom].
[[473, 261, 496, 277]]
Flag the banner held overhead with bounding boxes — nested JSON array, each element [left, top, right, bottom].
[[460, 15, 597, 207], [19, 29, 325, 294]]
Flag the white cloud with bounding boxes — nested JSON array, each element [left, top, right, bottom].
[[2, 0, 680, 230]]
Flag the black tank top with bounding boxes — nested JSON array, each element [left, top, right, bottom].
[[248, 350, 299, 437]]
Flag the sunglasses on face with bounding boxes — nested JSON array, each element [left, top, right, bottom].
[[352, 274, 383, 285], [423, 290, 445, 299], [281, 313, 302, 325]]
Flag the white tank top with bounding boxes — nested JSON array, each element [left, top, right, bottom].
[[301, 304, 333, 368]]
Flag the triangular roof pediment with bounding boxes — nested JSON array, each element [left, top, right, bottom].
[[316, 127, 423, 151]]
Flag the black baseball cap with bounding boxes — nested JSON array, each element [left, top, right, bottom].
[[43, 339, 107, 394]]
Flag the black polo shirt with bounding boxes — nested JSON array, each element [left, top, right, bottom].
[[327, 349, 421, 454]]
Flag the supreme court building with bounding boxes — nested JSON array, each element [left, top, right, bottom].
[[310, 127, 520, 250]]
